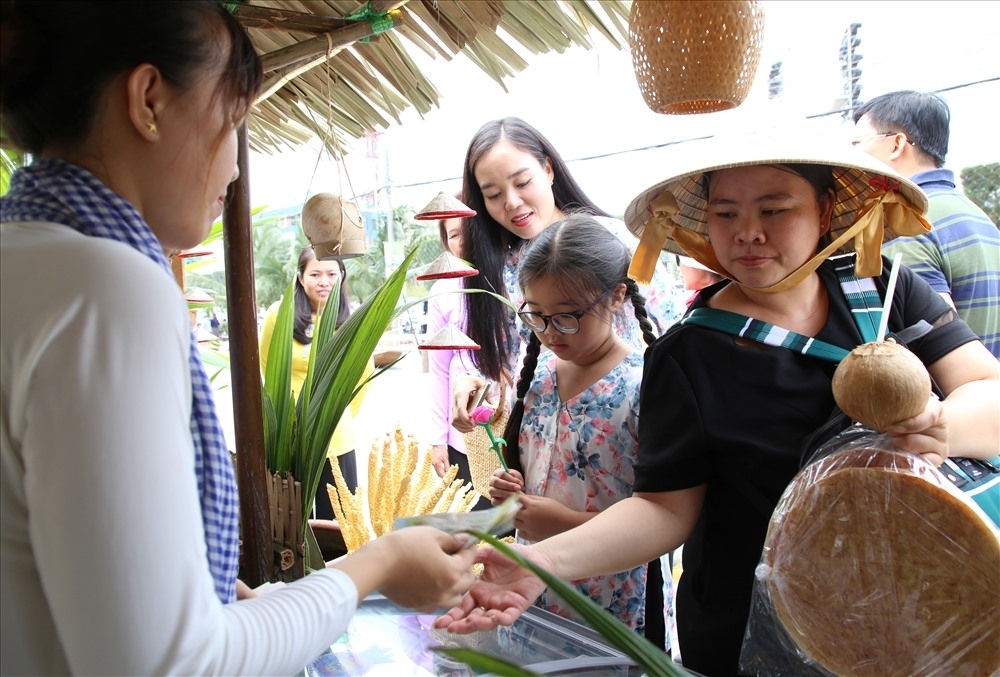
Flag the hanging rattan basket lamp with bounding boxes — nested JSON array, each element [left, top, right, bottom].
[[630, 0, 766, 115], [300, 193, 367, 259]]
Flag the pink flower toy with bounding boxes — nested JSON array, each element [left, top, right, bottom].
[[471, 405, 508, 471]]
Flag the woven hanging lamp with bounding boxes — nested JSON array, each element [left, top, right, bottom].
[[630, 0, 766, 115], [301, 193, 367, 259]]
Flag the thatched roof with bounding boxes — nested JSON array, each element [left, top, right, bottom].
[[236, 0, 632, 155]]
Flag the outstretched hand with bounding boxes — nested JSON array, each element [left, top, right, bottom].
[[433, 543, 550, 633], [334, 526, 478, 613]]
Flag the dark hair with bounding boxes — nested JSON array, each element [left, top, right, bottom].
[[499, 215, 657, 473], [0, 1, 262, 155], [461, 117, 612, 381], [852, 90, 950, 167], [293, 246, 351, 344]]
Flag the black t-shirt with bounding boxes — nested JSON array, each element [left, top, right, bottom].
[[635, 256, 978, 676]]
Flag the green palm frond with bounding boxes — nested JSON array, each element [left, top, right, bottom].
[[434, 648, 540, 676], [445, 531, 693, 677], [262, 278, 298, 473]]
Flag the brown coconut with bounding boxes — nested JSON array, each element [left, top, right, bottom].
[[831, 340, 931, 432]]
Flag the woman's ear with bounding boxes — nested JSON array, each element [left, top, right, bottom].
[[818, 188, 836, 237], [127, 63, 164, 142], [544, 156, 555, 185]]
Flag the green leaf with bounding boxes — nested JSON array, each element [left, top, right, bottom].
[[262, 279, 297, 473], [303, 521, 326, 573], [201, 204, 268, 246], [433, 648, 540, 676], [464, 531, 692, 677]]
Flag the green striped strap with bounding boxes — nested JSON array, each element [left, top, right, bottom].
[[682, 308, 850, 363]]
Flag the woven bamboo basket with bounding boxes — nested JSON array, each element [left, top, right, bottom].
[[629, 0, 765, 115], [463, 378, 511, 501]]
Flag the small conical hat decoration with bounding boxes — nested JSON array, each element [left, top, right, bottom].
[[185, 287, 214, 310], [195, 326, 220, 343], [301, 193, 366, 259], [418, 324, 481, 351], [415, 252, 479, 281], [414, 191, 476, 221], [176, 249, 213, 260], [630, 0, 765, 115]]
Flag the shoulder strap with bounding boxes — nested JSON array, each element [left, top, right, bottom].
[[682, 308, 850, 363], [681, 256, 884, 363], [831, 257, 883, 343]]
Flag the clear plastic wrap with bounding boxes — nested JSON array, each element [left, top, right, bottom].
[[739, 426, 1000, 677]]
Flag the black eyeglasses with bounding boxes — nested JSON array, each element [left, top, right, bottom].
[[517, 292, 608, 335], [851, 131, 916, 148]]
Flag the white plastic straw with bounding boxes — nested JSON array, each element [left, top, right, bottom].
[[877, 253, 904, 340]]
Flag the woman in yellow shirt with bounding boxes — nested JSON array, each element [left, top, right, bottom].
[[259, 246, 374, 519]]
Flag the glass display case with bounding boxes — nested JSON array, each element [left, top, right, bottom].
[[304, 594, 647, 676]]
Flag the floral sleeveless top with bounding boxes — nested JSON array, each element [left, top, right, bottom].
[[518, 350, 649, 631]]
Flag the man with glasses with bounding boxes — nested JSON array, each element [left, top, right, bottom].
[[852, 90, 1000, 358]]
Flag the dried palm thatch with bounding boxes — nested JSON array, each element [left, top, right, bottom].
[[234, 0, 631, 155]]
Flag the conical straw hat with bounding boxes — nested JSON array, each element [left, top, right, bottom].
[[418, 324, 481, 351], [415, 252, 479, 280], [414, 191, 476, 220]]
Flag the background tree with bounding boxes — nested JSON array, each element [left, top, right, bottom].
[[346, 205, 441, 302], [960, 163, 999, 225], [190, 203, 443, 327]]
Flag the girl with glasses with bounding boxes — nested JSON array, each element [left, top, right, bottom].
[[487, 214, 672, 648]]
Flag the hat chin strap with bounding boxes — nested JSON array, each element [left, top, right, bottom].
[[631, 187, 931, 293]]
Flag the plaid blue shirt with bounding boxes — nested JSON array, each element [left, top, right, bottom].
[[1, 158, 240, 603]]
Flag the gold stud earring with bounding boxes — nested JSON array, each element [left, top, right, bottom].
[[147, 120, 158, 134]]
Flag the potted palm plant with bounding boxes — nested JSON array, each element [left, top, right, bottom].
[[260, 247, 420, 577]]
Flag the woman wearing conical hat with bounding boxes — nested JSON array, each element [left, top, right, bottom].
[[436, 129, 999, 676]]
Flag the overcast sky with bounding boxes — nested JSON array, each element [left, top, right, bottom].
[[249, 0, 1000, 218]]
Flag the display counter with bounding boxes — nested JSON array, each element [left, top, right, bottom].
[[304, 594, 649, 676]]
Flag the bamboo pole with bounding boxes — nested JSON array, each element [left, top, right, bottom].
[[223, 123, 270, 587], [260, 21, 384, 74]]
